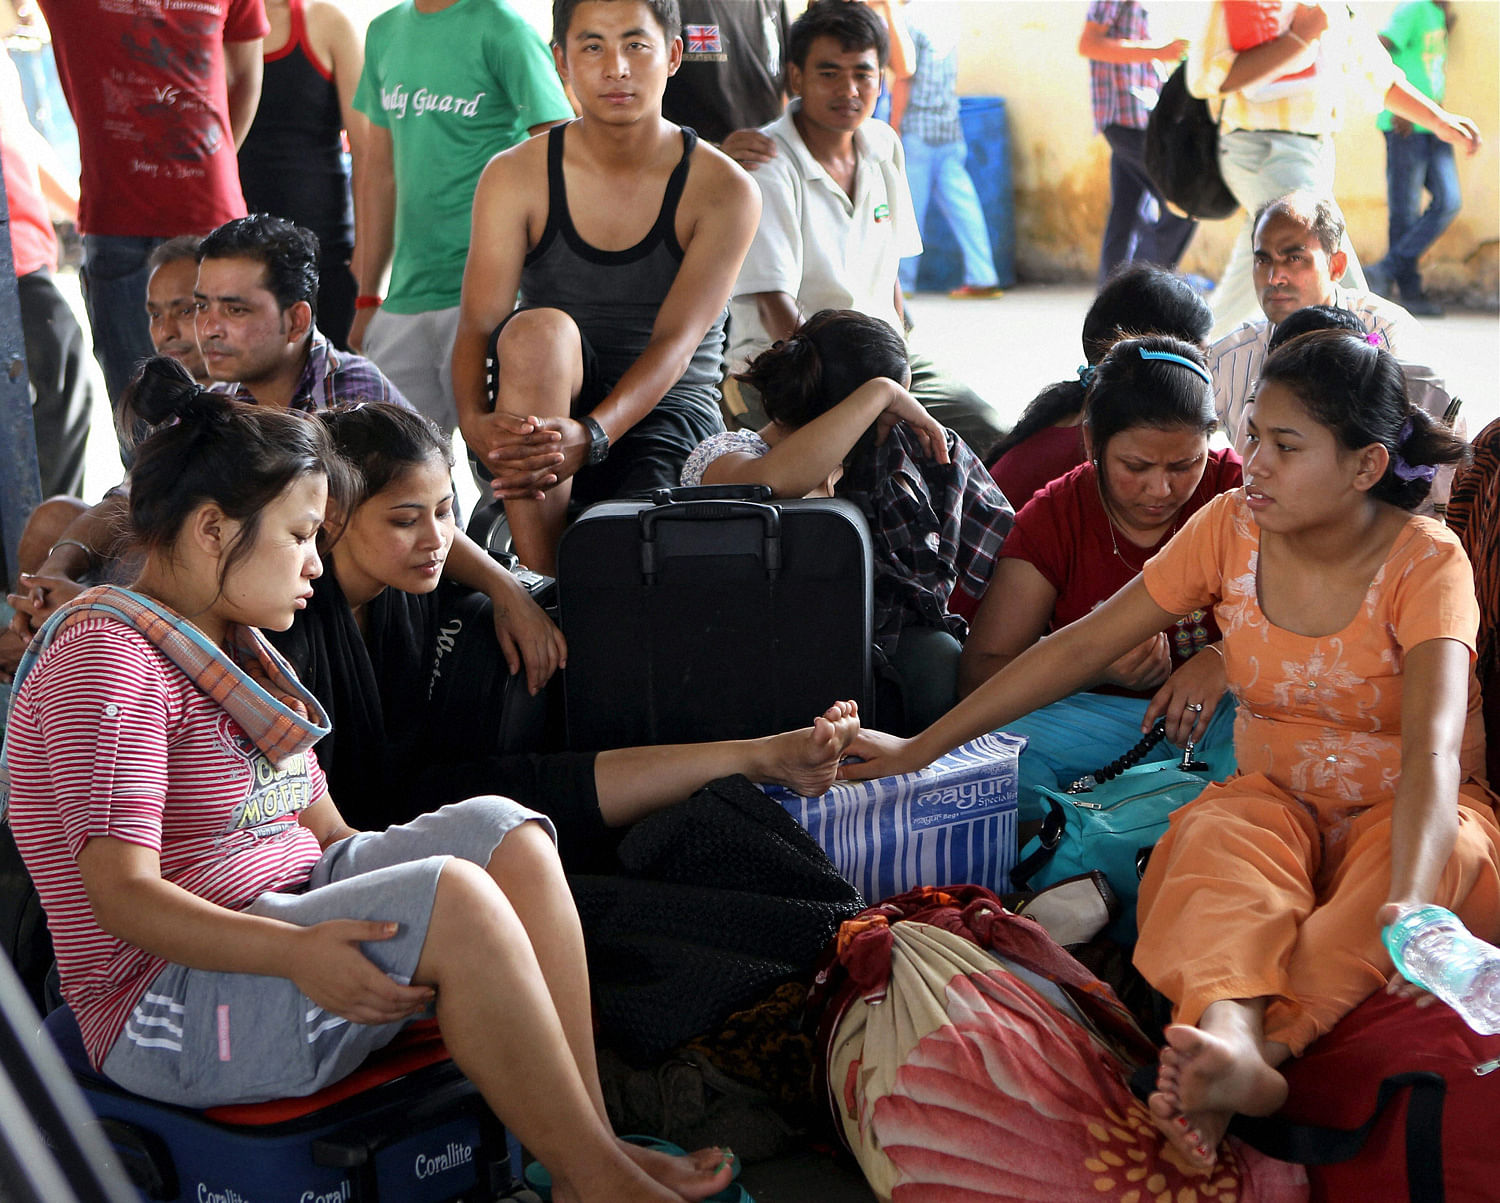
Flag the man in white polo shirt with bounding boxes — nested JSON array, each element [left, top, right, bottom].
[[727, 0, 1003, 455]]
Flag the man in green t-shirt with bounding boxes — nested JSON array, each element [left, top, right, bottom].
[[1367, 0, 1469, 316], [349, 0, 573, 437]]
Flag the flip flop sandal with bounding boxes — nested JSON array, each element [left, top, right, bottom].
[[523, 1134, 749, 1201]]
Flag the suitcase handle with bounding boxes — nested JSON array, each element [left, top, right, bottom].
[[638, 501, 782, 583], [650, 484, 773, 504]]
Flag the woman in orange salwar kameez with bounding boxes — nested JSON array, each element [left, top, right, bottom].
[[841, 329, 1500, 1173]]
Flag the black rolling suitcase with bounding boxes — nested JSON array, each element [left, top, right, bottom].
[[557, 486, 874, 749]]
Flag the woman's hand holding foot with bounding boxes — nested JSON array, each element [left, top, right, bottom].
[[837, 727, 927, 781], [763, 700, 861, 795]]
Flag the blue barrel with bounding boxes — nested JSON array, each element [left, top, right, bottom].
[[912, 95, 1016, 291]]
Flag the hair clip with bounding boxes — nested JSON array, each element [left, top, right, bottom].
[[1077, 363, 1096, 386], [1365, 332, 1381, 346], [1138, 347, 1212, 386], [1392, 415, 1436, 483], [1391, 455, 1436, 483]]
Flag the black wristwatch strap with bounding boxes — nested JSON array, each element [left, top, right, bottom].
[[582, 415, 610, 464]]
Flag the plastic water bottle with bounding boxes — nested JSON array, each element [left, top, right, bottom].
[[1381, 904, 1500, 1036]]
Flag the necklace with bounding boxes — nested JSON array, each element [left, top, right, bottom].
[[1098, 481, 1181, 574]]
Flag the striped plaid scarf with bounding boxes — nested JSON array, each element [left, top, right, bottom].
[[2, 585, 329, 818]]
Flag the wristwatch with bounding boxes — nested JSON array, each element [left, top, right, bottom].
[[582, 415, 610, 465]]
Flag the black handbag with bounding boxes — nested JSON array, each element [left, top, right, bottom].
[[1144, 63, 1239, 221]]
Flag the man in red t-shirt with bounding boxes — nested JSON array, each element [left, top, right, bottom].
[[37, 0, 267, 457]]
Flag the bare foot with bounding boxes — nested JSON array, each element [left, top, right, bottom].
[[1162, 1021, 1288, 1117], [1146, 1019, 1288, 1173], [765, 700, 861, 795], [549, 1153, 685, 1203], [620, 1139, 734, 1200], [1147, 1085, 1227, 1175]]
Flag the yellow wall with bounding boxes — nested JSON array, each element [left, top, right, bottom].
[[345, 0, 1499, 295], [946, 0, 1498, 296]]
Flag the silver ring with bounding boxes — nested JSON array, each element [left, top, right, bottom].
[[1186, 702, 1204, 713]]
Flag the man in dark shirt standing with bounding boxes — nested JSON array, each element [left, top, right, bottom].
[[662, 0, 788, 144]]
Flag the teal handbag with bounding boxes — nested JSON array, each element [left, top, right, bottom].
[[1011, 720, 1215, 942]]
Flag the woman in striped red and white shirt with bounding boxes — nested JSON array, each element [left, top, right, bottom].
[[4, 357, 736, 1203]]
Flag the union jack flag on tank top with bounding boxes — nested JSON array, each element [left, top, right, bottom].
[[684, 24, 722, 53]]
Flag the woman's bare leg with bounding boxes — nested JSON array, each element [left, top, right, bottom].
[[593, 701, 862, 826], [412, 858, 677, 1203], [1147, 997, 1290, 1173], [483, 823, 734, 1200]]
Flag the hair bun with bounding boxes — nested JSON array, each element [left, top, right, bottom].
[[129, 356, 227, 428]]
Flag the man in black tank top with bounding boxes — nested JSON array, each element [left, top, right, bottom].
[[450, 0, 761, 575]]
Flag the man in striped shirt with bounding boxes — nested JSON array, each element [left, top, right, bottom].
[[195, 215, 409, 414], [4, 216, 411, 676], [1186, 0, 1481, 337], [1206, 192, 1446, 453]]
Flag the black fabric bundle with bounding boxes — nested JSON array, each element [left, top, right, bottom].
[[571, 774, 865, 1065]]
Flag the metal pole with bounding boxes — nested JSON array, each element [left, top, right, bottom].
[[0, 151, 42, 588]]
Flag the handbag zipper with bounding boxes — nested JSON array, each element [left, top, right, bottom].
[[1073, 779, 1205, 812]]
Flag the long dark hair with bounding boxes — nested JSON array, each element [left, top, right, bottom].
[[987, 265, 1211, 465], [738, 309, 912, 486], [1266, 304, 1368, 351], [1083, 334, 1217, 519], [735, 309, 909, 475], [1258, 330, 1468, 510], [122, 356, 349, 587], [1086, 334, 1216, 453]]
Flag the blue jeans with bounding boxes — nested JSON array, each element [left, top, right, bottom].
[[1377, 129, 1461, 298], [79, 234, 164, 459], [899, 133, 997, 292], [1098, 124, 1197, 285]]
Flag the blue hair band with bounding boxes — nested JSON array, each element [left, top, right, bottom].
[[1139, 347, 1212, 386]]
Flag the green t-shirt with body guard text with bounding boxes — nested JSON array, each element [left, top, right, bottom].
[[353, 0, 572, 312]]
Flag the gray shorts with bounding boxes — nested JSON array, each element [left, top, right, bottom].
[[363, 304, 462, 434], [100, 797, 552, 1107]]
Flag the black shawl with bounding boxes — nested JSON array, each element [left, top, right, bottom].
[[267, 571, 606, 860]]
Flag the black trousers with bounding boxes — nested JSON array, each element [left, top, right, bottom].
[[19, 268, 92, 497]]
